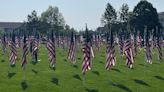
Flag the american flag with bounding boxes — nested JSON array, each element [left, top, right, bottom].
[[15, 36, 21, 48], [68, 32, 76, 64], [22, 36, 29, 69], [47, 31, 56, 68], [106, 31, 116, 70], [32, 34, 39, 62], [137, 32, 142, 51], [9, 34, 17, 65], [145, 28, 152, 64], [82, 25, 92, 75], [60, 35, 64, 51], [119, 34, 124, 56], [157, 29, 162, 61], [131, 34, 136, 57], [157, 39, 162, 61], [95, 35, 101, 51], [151, 30, 156, 54], [124, 37, 134, 68]]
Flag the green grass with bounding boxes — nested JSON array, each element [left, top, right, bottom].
[[0, 44, 164, 92]]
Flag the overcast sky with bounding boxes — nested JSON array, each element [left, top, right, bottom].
[[0, 0, 163, 30]]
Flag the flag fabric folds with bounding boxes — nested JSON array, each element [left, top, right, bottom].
[[105, 30, 116, 70], [46, 31, 56, 68], [9, 34, 17, 65], [82, 25, 92, 75], [22, 36, 29, 69], [68, 32, 76, 64]]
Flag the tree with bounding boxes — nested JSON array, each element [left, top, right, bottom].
[[26, 10, 40, 34], [119, 3, 129, 23], [101, 3, 117, 26], [119, 3, 130, 34], [41, 6, 65, 30], [130, 0, 161, 34]]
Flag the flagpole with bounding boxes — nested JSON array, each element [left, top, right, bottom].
[[82, 74, 86, 88]]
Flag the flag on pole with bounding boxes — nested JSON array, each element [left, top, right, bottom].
[[32, 33, 39, 62], [144, 26, 152, 64], [47, 30, 56, 68], [68, 31, 76, 64], [124, 38, 134, 68], [124, 26, 134, 68], [82, 25, 92, 75], [137, 31, 142, 51], [119, 34, 124, 57], [95, 34, 101, 51], [9, 33, 17, 66], [157, 39, 162, 61], [22, 35, 29, 69], [105, 27, 116, 70], [15, 36, 21, 48], [157, 28, 162, 61]]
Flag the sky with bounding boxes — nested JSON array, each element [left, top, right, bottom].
[[0, 0, 164, 31]]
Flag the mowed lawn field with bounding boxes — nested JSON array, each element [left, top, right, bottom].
[[0, 44, 164, 92]]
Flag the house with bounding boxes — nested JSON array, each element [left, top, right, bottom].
[[0, 22, 23, 32]]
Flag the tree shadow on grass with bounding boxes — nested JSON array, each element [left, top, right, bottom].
[[10, 64, 16, 68], [64, 59, 67, 62], [101, 55, 104, 57], [31, 61, 38, 65], [73, 74, 81, 81], [92, 71, 100, 76], [153, 62, 160, 65], [72, 65, 78, 69], [139, 64, 148, 67], [112, 68, 121, 73], [8, 72, 16, 79], [21, 81, 28, 90], [85, 88, 98, 92], [112, 83, 132, 92], [32, 69, 38, 74], [1, 60, 5, 63], [99, 61, 104, 64], [51, 77, 59, 85], [154, 76, 164, 81], [134, 79, 150, 87], [78, 57, 81, 60]]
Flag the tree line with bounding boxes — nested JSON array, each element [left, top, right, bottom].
[[9, 0, 163, 39]]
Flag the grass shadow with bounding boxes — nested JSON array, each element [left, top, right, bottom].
[[85, 88, 98, 92], [153, 62, 160, 65], [72, 65, 78, 69], [78, 57, 81, 60], [154, 76, 164, 81], [64, 59, 67, 62], [92, 71, 100, 76], [8, 72, 16, 79], [99, 61, 104, 64], [73, 74, 81, 81], [1, 60, 5, 63], [112, 68, 121, 73], [139, 64, 148, 67], [31, 61, 38, 65], [112, 83, 132, 92], [49, 67, 56, 71], [134, 79, 150, 87], [51, 77, 59, 85], [21, 81, 28, 90], [10, 64, 16, 68], [32, 69, 38, 74], [101, 55, 104, 57]]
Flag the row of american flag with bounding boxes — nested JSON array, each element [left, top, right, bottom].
[[0, 26, 163, 75]]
